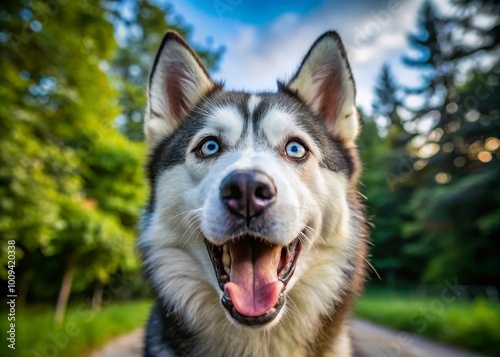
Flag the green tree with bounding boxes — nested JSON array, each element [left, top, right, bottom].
[[0, 1, 149, 322], [373, 64, 405, 139], [108, 0, 224, 140], [360, 65, 422, 285], [1, 0, 223, 322], [399, 0, 500, 284]]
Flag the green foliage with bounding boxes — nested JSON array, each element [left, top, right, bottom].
[[0, 1, 131, 282], [360, 67, 420, 283], [400, 16, 500, 284], [355, 290, 500, 356], [109, 0, 225, 140], [358, 116, 403, 276], [363, 0, 500, 286], [0, 300, 152, 357], [0, 0, 222, 316]]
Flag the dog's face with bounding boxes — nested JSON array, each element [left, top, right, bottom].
[[141, 31, 359, 329]]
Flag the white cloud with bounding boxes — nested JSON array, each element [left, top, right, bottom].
[[211, 0, 426, 112], [169, 0, 440, 113]]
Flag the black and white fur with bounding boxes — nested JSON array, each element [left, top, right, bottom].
[[139, 30, 368, 357]]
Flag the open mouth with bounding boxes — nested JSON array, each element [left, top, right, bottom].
[[205, 234, 302, 326]]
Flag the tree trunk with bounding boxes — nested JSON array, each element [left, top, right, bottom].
[[54, 252, 79, 325], [18, 269, 34, 310], [122, 280, 131, 301], [92, 280, 104, 310]]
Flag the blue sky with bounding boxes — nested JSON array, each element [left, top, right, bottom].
[[161, 0, 451, 113]]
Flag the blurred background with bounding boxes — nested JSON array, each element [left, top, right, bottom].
[[0, 0, 499, 356]]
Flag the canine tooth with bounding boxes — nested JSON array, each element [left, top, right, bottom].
[[222, 250, 231, 268], [223, 243, 228, 253]]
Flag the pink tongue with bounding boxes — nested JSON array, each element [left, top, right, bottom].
[[224, 239, 284, 317]]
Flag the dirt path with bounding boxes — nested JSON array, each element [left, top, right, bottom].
[[89, 319, 483, 357], [351, 319, 483, 357], [88, 328, 144, 357]]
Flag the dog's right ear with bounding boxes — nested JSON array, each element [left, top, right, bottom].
[[145, 31, 215, 147]]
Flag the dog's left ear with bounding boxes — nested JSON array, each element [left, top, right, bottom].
[[145, 31, 215, 147], [287, 31, 358, 147]]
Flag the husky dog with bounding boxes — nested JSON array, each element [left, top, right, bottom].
[[139, 30, 368, 357]]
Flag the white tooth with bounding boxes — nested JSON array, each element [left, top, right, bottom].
[[223, 244, 228, 253], [224, 265, 231, 276]]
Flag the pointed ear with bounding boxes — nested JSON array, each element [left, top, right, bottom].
[[287, 31, 359, 147], [145, 31, 215, 146]]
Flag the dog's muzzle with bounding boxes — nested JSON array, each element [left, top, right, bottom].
[[204, 170, 302, 326]]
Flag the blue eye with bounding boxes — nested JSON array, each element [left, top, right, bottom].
[[285, 141, 306, 159], [199, 139, 220, 156]]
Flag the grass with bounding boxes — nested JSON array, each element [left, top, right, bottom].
[[354, 289, 500, 356], [1, 300, 152, 357]]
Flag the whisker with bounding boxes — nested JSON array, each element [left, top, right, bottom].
[[170, 208, 203, 221], [179, 215, 202, 249], [286, 297, 301, 320], [298, 231, 318, 256], [171, 209, 202, 232], [355, 251, 381, 280], [302, 225, 327, 246]]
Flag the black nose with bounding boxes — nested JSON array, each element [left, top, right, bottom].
[[220, 170, 277, 224]]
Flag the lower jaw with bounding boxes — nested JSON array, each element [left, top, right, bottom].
[[221, 290, 286, 326]]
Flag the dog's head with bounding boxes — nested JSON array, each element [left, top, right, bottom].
[[141, 31, 360, 329]]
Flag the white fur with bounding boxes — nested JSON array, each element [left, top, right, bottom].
[[186, 106, 245, 153], [260, 108, 322, 159], [248, 94, 261, 115]]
